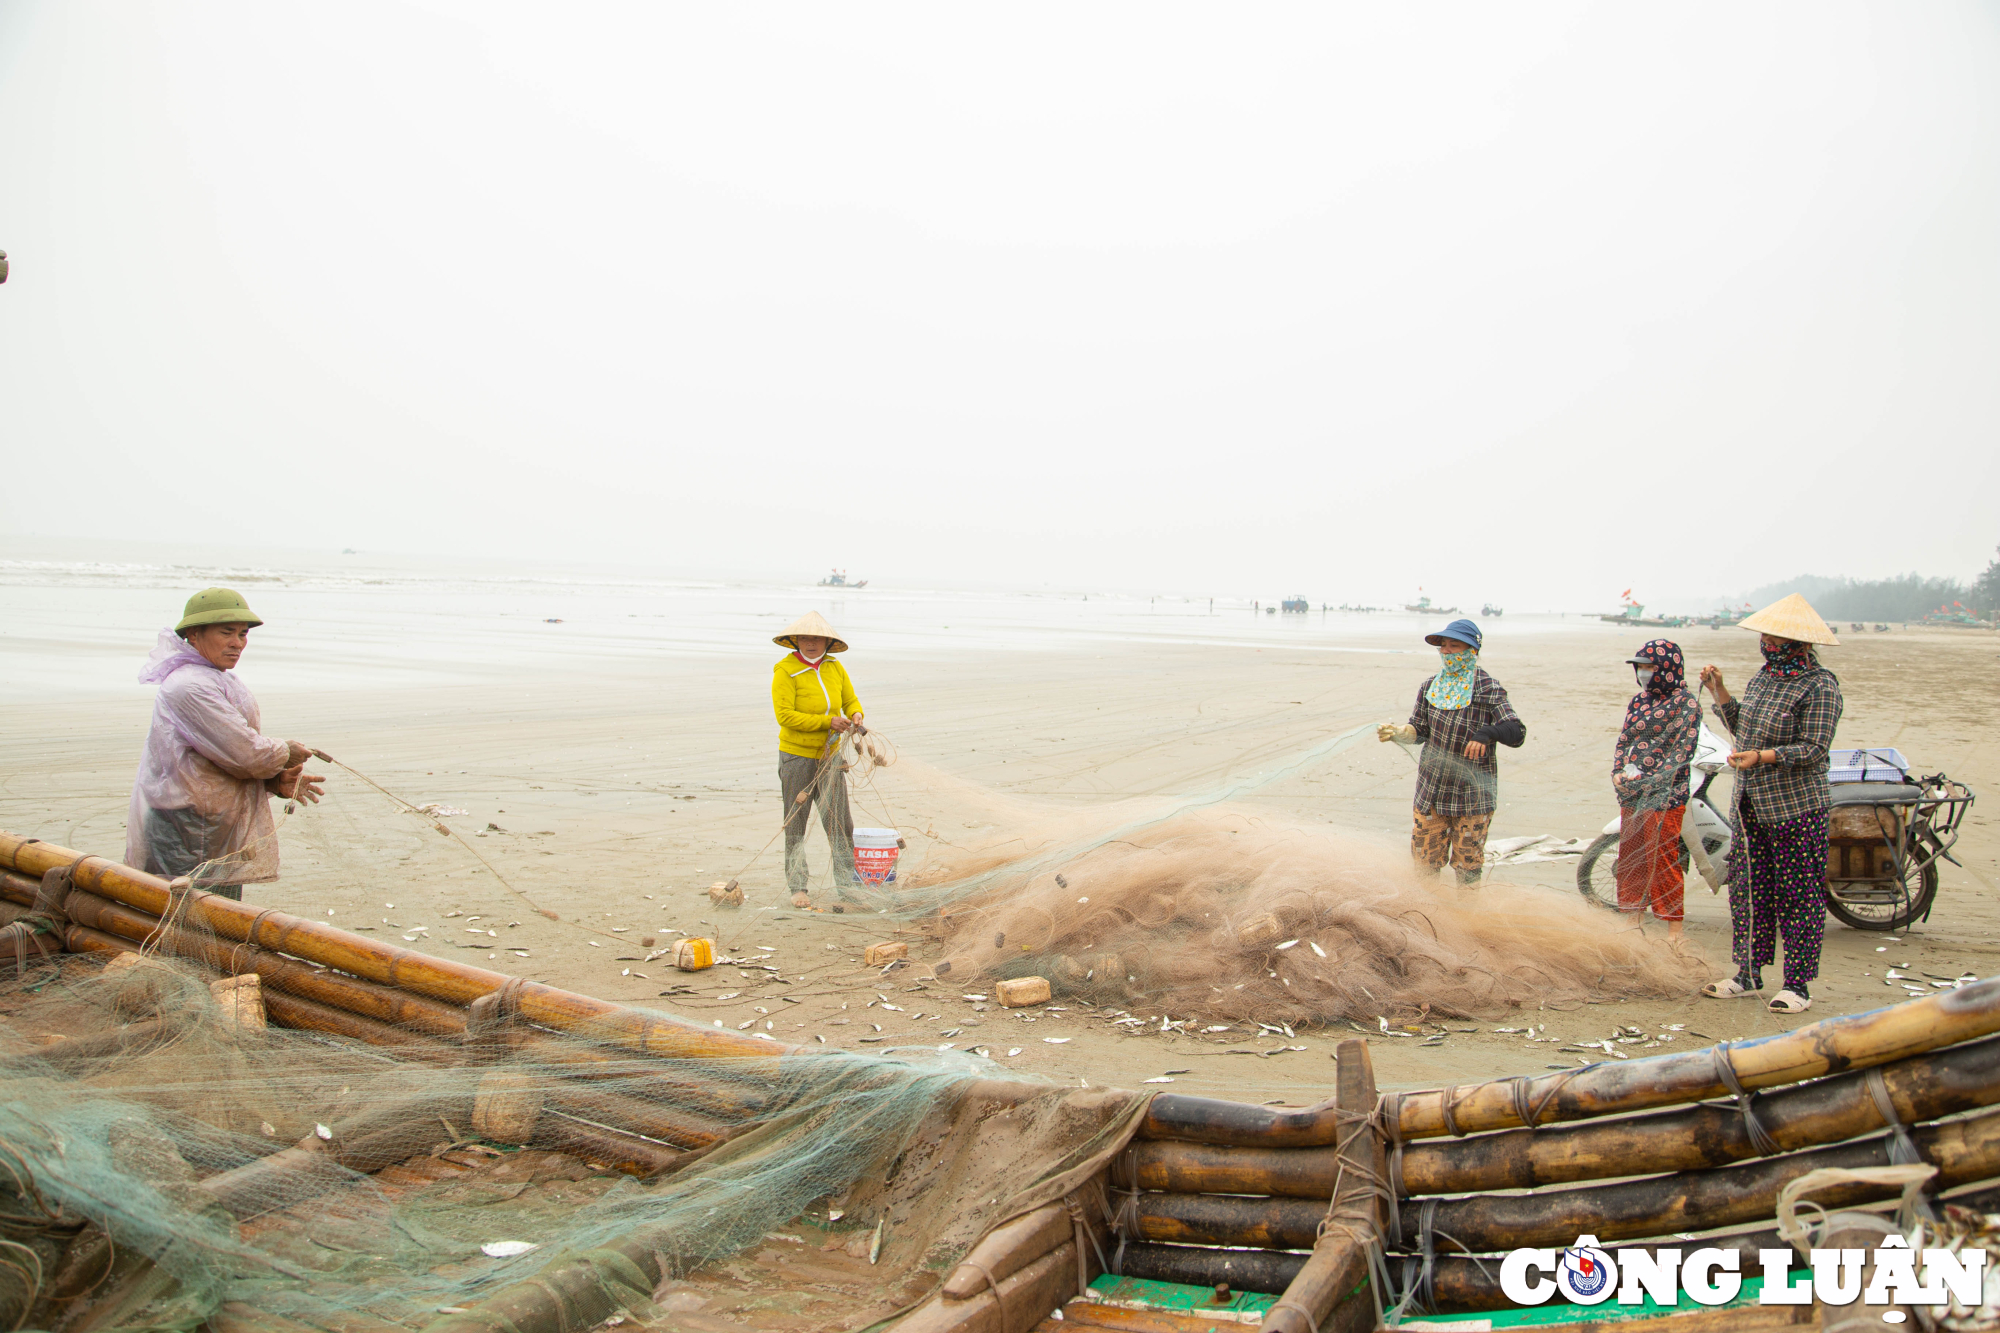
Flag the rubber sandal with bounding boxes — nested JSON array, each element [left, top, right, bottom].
[[1702, 976, 1758, 998], [1769, 990, 1813, 1014]]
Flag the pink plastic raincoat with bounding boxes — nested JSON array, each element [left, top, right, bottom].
[[125, 629, 293, 885]]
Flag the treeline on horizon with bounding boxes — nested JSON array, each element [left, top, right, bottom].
[[1745, 544, 2000, 621]]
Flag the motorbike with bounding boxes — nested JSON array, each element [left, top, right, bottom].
[[1578, 724, 1977, 932], [1575, 721, 1734, 906]]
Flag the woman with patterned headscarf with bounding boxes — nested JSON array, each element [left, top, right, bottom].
[[1377, 617, 1527, 885], [1612, 639, 1700, 940], [1698, 594, 1844, 1014]]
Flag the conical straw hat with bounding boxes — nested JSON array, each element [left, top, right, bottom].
[[1739, 593, 1839, 646], [774, 610, 849, 654]]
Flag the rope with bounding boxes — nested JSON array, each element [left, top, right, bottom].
[[1379, 1093, 1406, 1257], [311, 751, 574, 927], [0, 866, 74, 977], [1864, 1067, 1923, 1168], [224, 908, 285, 975], [1437, 1085, 1466, 1138], [1110, 1147, 1140, 1275], [1509, 1071, 1575, 1129], [957, 1259, 1007, 1325], [1062, 1193, 1090, 1297], [1412, 1199, 1440, 1316], [1711, 1041, 1780, 1156]]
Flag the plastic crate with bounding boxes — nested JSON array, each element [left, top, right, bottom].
[[1829, 747, 1910, 784]]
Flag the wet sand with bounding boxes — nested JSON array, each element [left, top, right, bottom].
[[2, 565, 1995, 1101]]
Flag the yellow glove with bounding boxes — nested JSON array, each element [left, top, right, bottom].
[[1377, 723, 1417, 744]]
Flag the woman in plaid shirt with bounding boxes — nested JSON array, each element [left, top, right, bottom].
[[1377, 618, 1526, 885], [1697, 594, 1844, 1014]]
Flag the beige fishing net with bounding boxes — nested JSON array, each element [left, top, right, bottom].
[[841, 743, 1710, 1022]]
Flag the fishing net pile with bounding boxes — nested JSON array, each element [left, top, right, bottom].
[[841, 748, 1711, 1023], [0, 868, 1143, 1333]]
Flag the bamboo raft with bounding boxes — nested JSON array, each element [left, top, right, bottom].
[[7, 831, 2000, 1332]]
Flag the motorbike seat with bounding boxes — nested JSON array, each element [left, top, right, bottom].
[[1829, 782, 1924, 807]]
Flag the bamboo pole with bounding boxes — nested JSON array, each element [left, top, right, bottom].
[[502, 1034, 769, 1122], [539, 1083, 735, 1152], [941, 1203, 1073, 1300], [258, 989, 463, 1063], [1130, 1193, 1328, 1250], [1260, 1037, 1383, 1333], [1389, 977, 2000, 1140], [0, 870, 40, 906], [60, 889, 470, 1038], [882, 1242, 1078, 1333], [533, 1112, 687, 1177], [1115, 1241, 1305, 1297], [1116, 1033, 2000, 1201], [0, 833, 790, 1065], [1138, 1092, 1341, 1149], [1112, 1141, 1341, 1200], [1060, 1308, 1297, 1333], [200, 1092, 477, 1215]]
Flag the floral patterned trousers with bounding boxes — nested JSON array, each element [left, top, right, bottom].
[[1412, 807, 1492, 881], [1727, 807, 1828, 990]]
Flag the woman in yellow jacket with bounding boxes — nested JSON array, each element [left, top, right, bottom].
[[771, 612, 865, 907]]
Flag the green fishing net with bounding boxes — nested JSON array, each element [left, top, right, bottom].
[[0, 943, 1142, 1332]]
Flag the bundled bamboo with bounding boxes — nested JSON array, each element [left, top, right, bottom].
[[1125, 1105, 2000, 1259], [258, 988, 463, 1063], [59, 888, 470, 1038], [1129, 1192, 1327, 1251], [1115, 1241, 1306, 1296], [1394, 1103, 2000, 1252], [1399, 1032, 2000, 1195], [1115, 1034, 2000, 1201], [1, 834, 788, 1065], [1388, 976, 2000, 1139], [1138, 1093, 1341, 1149]]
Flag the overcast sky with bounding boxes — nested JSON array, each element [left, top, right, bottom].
[[2, 2, 1996, 608]]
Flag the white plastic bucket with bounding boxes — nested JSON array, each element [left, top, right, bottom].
[[853, 827, 900, 885]]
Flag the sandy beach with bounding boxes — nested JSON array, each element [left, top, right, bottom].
[[3, 538, 1996, 1101]]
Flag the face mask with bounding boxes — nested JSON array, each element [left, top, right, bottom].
[[1634, 667, 1655, 688]]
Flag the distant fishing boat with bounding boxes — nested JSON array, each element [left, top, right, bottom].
[[1481, 603, 1504, 617], [1404, 593, 1457, 615], [817, 569, 868, 588], [1601, 597, 1688, 629]]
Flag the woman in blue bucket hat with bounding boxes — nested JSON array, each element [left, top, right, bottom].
[[1377, 617, 1526, 884]]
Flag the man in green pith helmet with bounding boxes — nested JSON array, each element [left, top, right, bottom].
[[125, 588, 323, 898]]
